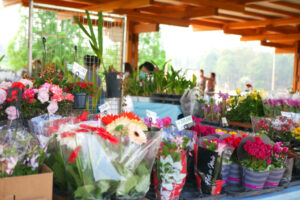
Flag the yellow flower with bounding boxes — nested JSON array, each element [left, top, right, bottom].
[[238, 96, 246, 103], [259, 90, 267, 99], [227, 97, 235, 105], [128, 123, 147, 145], [236, 89, 241, 95], [229, 131, 237, 135]]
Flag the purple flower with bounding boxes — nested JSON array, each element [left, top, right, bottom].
[[156, 118, 164, 129], [218, 91, 229, 100], [201, 105, 209, 112], [215, 104, 221, 113], [143, 118, 151, 127]]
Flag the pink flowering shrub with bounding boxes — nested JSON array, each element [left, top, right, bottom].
[[242, 137, 272, 171], [191, 116, 216, 136]]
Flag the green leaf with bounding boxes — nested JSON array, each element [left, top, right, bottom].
[[96, 180, 110, 193], [86, 10, 98, 48], [98, 12, 103, 56], [73, 16, 92, 39], [116, 174, 138, 195], [74, 184, 95, 199], [0, 55, 5, 62], [114, 124, 124, 131], [135, 174, 150, 193]]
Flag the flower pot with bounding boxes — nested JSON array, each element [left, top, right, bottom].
[[156, 151, 187, 200], [242, 167, 269, 190], [264, 168, 285, 188], [221, 164, 231, 186], [73, 93, 87, 109], [228, 163, 242, 185], [105, 72, 121, 98]]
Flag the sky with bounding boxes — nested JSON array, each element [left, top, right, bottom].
[[0, 0, 274, 61]]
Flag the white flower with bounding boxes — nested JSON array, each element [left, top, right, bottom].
[[47, 101, 58, 115], [38, 91, 49, 104], [127, 123, 147, 145], [19, 79, 33, 89], [0, 144, 3, 154], [5, 156, 18, 175], [0, 89, 7, 104], [0, 81, 12, 90]]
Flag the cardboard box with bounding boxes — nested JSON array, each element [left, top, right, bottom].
[[0, 164, 53, 200]]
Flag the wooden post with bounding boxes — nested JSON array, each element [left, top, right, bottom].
[[293, 41, 300, 92], [125, 19, 139, 70]]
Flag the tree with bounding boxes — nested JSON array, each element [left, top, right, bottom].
[[138, 31, 166, 69]]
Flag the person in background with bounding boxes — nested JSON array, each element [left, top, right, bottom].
[[201, 72, 216, 98], [139, 61, 155, 79], [84, 55, 103, 111], [198, 69, 206, 96]]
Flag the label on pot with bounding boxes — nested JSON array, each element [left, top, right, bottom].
[[221, 117, 228, 127], [99, 103, 111, 115], [73, 62, 87, 80], [146, 110, 157, 122], [176, 115, 193, 131]]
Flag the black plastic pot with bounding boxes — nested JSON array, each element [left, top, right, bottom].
[[105, 72, 121, 98], [73, 93, 87, 109]]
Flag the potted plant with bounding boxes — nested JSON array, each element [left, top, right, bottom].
[[264, 142, 288, 188], [67, 81, 94, 109], [241, 136, 272, 190]]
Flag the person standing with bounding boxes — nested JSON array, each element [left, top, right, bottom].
[[198, 69, 206, 96], [202, 72, 216, 98]]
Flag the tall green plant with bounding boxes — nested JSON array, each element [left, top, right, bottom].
[[0, 55, 4, 62], [74, 11, 103, 113]]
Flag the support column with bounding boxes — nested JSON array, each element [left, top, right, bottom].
[[28, 0, 34, 76], [293, 41, 300, 92], [125, 19, 139, 70]]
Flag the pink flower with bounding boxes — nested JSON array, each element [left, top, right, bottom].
[[40, 83, 51, 91], [51, 94, 63, 103], [162, 117, 172, 127], [50, 85, 63, 95], [33, 89, 39, 93], [0, 88, 7, 104], [64, 93, 74, 102], [0, 81, 12, 90], [19, 79, 33, 88], [266, 159, 271, 165], [38, 91, 49, 104], [283, 147, 288, 153], [4, 156, 18, 175], [5, 106, 19, 120], [23, 89, 35, 99], [47, 101, 58, 115]]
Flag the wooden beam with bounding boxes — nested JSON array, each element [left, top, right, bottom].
[[293, 41, 300, 91], [227, 17, 300, 29], [23, 0, 87, 8], [192, 24, 222, 31], [241, 33, 300, 41], [2, 0, 22, 7], [223, 28, 259, 35], [246, 5, 299, 17], [135, 6, 186, 19], [174, 0, 245, 12], [261, 40, 294, 49], [117, 11, 190, 27], [126, 20, 139, 69], [190, 20, 223, 29], [272, 1, 300, 12], [82, 0, 153, 12], [133, 23, 159, 33], [275, 47, 294, 54], [263, 25, 300, 34], [183, 7, 218, 19], [215, 13, 252, 22]]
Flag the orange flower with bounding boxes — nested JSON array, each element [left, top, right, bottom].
[[61, 131, 76, 138], [101, 112, 141, 125]]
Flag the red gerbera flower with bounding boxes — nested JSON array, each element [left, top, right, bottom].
[[77, 111, 88, 121], [69, 146, 81, 163], [74, 129, 89, 133], [101, 112, 141, 125], [95, 128, 119, 146], [246, 84, 252, 88], [61, 131, 76, 138]]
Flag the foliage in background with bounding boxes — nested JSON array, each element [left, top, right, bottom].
[[226, 87, 265, 123], [124, 65, 196, 96], [138, 32, 166, 69]]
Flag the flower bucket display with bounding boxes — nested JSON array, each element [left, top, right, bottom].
[[264, 168, 285, 188], [221, 164, 231, 186], [227, 163, 242, 185], [242, 167, 269, 190], [156, 151, 187, 200], [73, 93, 87, 109], [105, 72, 121, 98], [45, 112, 161, 200]]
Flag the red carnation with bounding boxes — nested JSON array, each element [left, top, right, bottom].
[[246, 84, 252, 88], [69, 146, 81, 163], [11, 82, 25, 90]]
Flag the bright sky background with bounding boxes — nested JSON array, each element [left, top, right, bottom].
[[0, 0, 274, 60]]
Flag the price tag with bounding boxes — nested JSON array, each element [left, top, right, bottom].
[[117, 74, 124, 80], [176, 115, 193, 131], [72, 62, 87, 80], [221, 117, 228, 127], [99, 103, 111, 115], [146, 110, 157, 122]]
